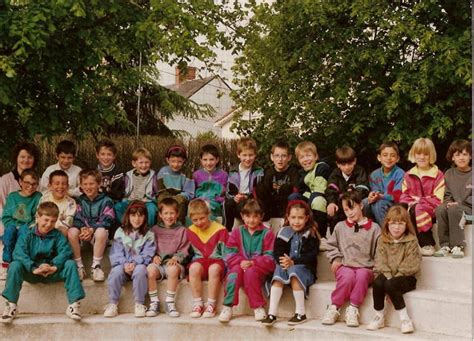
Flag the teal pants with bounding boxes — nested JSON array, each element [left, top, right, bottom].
[[2, 260, 85, 304]]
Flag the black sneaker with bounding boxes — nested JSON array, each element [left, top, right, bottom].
[[288, 313, 307, 325], [261, 314, 277, 326]]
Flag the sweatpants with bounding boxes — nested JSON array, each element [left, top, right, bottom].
[[435, 203, 471, 248], [2, 224, 20, 263], [331, 266, 373, 308], [2, 260, 85, 304], [108, 264, 148, 304], [372, 274, 416, 310]]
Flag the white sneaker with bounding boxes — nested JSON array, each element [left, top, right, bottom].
[[218, 306, 232, 323], [401, 319, 415, 333], [433, 246, 450, 257], [92, 265, 105, 282], [77, 267, 86, 281], [451, 246, 465, 259], [366, 314, 384, 330], [254, 307, 267, 321], [146, 301, 160, 317], [420, 245, 435, 257], [135, 303, 146, 318], [345, 305, 359, 327], [319, 238, 329, 251], [165, 301, 180, 318], [322, 304, 340, 325], [104, 303, 118, 318], [66, 301, 82, 321], [1, 302, 17, 323]]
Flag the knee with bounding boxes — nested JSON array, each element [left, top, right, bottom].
[[63, 259, 76, 270], [208, 263, 223, 278], [147, 264, 158, 277], [189, 263, 203, 277], [68, 227, 80, 240], [372, 274, 386, 289], [94, 228, 107, 241], [134, 264, 147, 276], [8, 261, 23, 273], [383, 278, 397, 293], [166, 265, 180, 278]]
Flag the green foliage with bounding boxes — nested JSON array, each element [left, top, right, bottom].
[[231, 0, 471, 167], [0, 0, 244, 157]]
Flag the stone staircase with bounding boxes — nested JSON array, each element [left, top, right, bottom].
[[0, 224, 472, 340]]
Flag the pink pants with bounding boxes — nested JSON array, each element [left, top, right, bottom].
[[331, 266, 373, 308]]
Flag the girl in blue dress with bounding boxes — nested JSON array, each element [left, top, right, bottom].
[[262, 200, 320, 326]]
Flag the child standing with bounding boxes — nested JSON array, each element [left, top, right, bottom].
[[146, 198, 190, 317], [400, 138, 444, 256], [219, 199, 276, 323], [1, 202, 85, 323], [114, 147, 158, 226], [40, 140, 82, 197], [95, 139, 125, 201], [367, 206, 421, 334], [69, 169, 115, 281], [223, 137, 264, 231], [434, 139, 472, 258], [2, 170, 42, 269], [186, 199, 228, 318], [322, 191, 380, 327], [193, 144, 228, 220], [104, 201, 156, 318], [262, 200, 319, 326], [39, 170, 77, 236], [365, 142, 405, 225], [157, 145, 195, 224]]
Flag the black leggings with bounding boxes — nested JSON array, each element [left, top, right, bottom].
[[373, 274, 417, 311]]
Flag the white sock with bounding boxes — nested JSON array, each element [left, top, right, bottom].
[[293, 290, 305, 315], [375, 308, 384, 318], [268, 286, 283, 316], [397, 307, 410, 321], [207, 298, 216, 305], [165, 290, 176, 303], [74, 258, 84, 268], [193, 297, 203, 307], [92, 257, 102, 268], [149, 290, 159, 303]]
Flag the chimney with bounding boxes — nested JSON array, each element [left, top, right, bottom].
[[175, 66, 197, 85]]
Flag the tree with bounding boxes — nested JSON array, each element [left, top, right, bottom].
[[0, 0, 244, 156], [231, 0, 471, 168]]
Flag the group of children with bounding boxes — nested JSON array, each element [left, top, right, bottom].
[[0, 136, 471, 334]]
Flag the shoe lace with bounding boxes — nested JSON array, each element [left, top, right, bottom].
[[205, 303, 215, 313], [192, 304, 203, 312], [452, 246, 462, 253]]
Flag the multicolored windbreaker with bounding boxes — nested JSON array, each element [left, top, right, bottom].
[[298, 161, 331, 212], [73, 193, 115, 230], [193, 168, 228, 215], [225, 165, 264, 199], [157, 166, 195, 200], [225, 224, 276, 272], [368, 165, 405, 203], [400, 165, 445, 232], [109, 227, 156, 267], [186, 221, 229, 262]]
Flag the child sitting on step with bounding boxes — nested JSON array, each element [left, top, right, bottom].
[[262, 200, 320, 327], [322, 191, 381, 327], [104, 200, 156, 318], [367, 205, 421, 334]]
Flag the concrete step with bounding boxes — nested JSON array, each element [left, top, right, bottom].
[[1, 279, 470, 338], [0, 314, 463, 341]]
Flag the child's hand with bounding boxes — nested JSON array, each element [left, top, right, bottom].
[[124, 263, 135, 275], [367, 192, 379, 204], [79, 227, 93, 241], [279, 254, 294, 269], [153, 256, 161, 265], [240, 260, 253, 271], [327, 203, 338, 217], [447, 201, 458, 208], [331, 261, 342, 274], [234, 193, 247, 203], [33, 264, 49, 276], [44, 265, 57, 277], [167, 257, 178, 266]]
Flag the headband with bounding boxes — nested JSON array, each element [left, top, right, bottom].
[[166, 145, 187, 159]]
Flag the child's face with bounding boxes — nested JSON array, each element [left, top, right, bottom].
[[80, 176, 100, 199], [200, 153, 219, 172], [36, 213, 58, 234], [452, 149, 471, 171], [130, 212, 145, 230], [20, 175, 38, 197], [49, 175, 68, 199], [337, 160, 356, 176], [242, 212, 263, 230], [414, 152, 430, 170], [159, 206, 178, 227], [57, 152, 75, 170], [190, 213, 211, 230], [17, 149, 35, 173], [167, 156, 185, 172], [377, 147, 399, 171], [287, 207, 308, 232], [96, 147, 116, 169], [271, 147, 291, 172], [342, 200, 364, 222], [297, 151, 318, 171], [132, 156, 152, 175], [238, 148, 257, 170], [388, 220, 407, 240]]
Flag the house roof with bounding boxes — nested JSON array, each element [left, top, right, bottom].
[[214, 107, 237, 127], [165, 75, 232, 99]]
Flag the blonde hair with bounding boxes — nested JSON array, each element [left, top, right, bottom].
[[381, 206, 416, 242], [132, 147, 152, 161], [295, 141, 317, 158], [188, 198, 210, 217], [408, 138, 436, 165], [237, 137, 257, 154], [37, 201, 60, 218]]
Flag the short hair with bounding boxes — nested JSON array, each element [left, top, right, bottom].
[[122, 200, 148, 235], [79, 169, 102, 184], [166, 145, 187, 159], [237, 137, 257, 154], [241, 198, 264, 216], [407, 138, 436, 165], [381, 205, 416, 242], [56, 140, 77, 156], [96, 139, 117, 155], [132, 147, 152, 161], [49, 170, 68, 184], [37, 201, 59, 218], [188, 198, 210, 217], [446, 139, 472, 162], [295, 141, 317, 158], [12, 142, 40, 169], [199, 144, 220, 159], [20, 169, 39, 182], [341, 190, 363, 208], [158, 197, 180, 213], [377, 141, 400, 155], [271, 141, 290, 154], [335, 146, 356, 164]]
